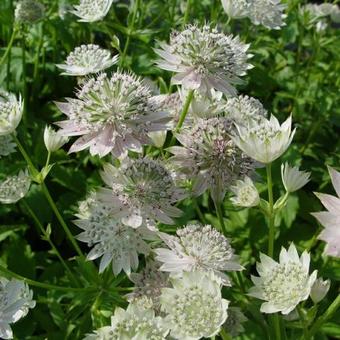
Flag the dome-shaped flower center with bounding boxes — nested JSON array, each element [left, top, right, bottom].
[[66, 45, 110, 67]]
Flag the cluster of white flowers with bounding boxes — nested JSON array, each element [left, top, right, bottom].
[[72, 0, 115, 22], [0, 278, 35, 339], [14, 0, 45, 24], [301, 3, 340, 30]]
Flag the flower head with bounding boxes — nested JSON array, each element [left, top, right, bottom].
[[0, 278, 35, 339], [0, 170, 31, 204], [230, 176, 260, 207], [155, 24, 252, 96], [14, 0, 45, 24], [221, 0, 250, 19], [72, 0, 114, 22], [232, 115, 295, 164], [56, 44, 118, 77], [281, 162, 311, 193], [310, 277, 330, 304], [97, 157, 186, 228], [160, 271, 229, 339], [249, 243, 317, 314], [0, 135, 16, 158], [312, 166, 340, 257], [0, 90, 23, 136], [223, 307, 247, 337], [168, 117, 255, 203], [85, 300, 169, 340], [155, 224, 243, 285], [44, 125, 69, 153], [56, 72, 169, 158], [75, 192, 157, 274]]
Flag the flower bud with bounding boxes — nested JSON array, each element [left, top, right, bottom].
[[230, 176, 260, 207], [44, 126, 68, 153], [0, 90, 23, 136], [15, 0, 45, 24], [310, 278, 330, 304], [281, 162, 311, 193]]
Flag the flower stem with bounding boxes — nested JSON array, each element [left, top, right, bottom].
[[266, 163, 275, 257], [297, 306, 308, 340], [305, 294, 340, 339], [214, 200, 227, 236], [0, 264, 93, 292], [183, 0, 191, 25], [192, 197, 207, 224], [272, 314, 282, 340], [0, 25, 18, 68]]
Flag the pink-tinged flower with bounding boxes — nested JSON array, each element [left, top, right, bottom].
[[55, 72, 169, 158], [312, 166, 340, 257]]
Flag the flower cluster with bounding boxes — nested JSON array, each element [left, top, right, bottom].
[[72, 0, 115, 22], [14, 0, 45, 24]]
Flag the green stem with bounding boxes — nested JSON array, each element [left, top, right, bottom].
[[192, 198, 207, 224], [41, 182, 84, 258], [266, 163, 275, 257], [0, 264, 93, 292], [272, 314, 282, 340], [45, 151, 51, 168], [21, 31, 27, 123], [305, 294, 340, 339], [22, 200, 79, 286], [0, 26, 18, 68], [219, 328, 233, 340], [297, 306, 308, 340], [183, 0, 191, 25], [169, 89, 194, 146], [214, 200, 227, 236]]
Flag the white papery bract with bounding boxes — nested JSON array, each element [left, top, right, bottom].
[[169, 117, 255, 203], [75, 193, 157, 275], [0, 278, 35, 339], [97, 157, 186, 228], [56, 44, 118, 76], [310, 277, 330, 304], [14, 0, 45, 24], [55, 72, 169, 158], [232, 115, 295, 164], [155, 24, 252, 96], [0, 90, 23, 136], [84, 300, 169, 340], [281, 162, 311, 193], [0, 135, 16, 158], [223, 307, 247, 337], [160, 271, 229, 340], [312, 166, 340, 258], [248, 243, 317, 314], [221, 0, 250, 19], [44, 125, 68, 153], [72, 0, 114, 22], [248, 0, 286, 29], [0, 170, 31, 204], [230, 176, 260, 207], [155, 224, 243, 286]]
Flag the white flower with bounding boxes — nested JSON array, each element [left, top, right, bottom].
[[221, 0, 250, 19], [154, 24, 252, 96], [14, 0, 45, 24], [75, 192, 157, 275], [0, 90, 23, 136], [281, 163, 311, 193], [230, 176, 260, 207], [56, 72, 169, 158], [43, 125, 68, 153], [232, 115, 295, 164], [310, 277, 330, 304], [223, 307, 247, 337], [0, 135, 16, 158], [248, 0, 286, 29], [0, 170, 31, 204], [169, 117, 255, 203], [84, 301, 169, 340], [155, 224, 243, 286], [56, 44, 119, 77], [160, 271, 229, 340], [0, 278, 35, 339], [97, 157, 186, 228], [72, 0, 114, 22], [312, 166, 340, 258], [248, 243, 317, 314]]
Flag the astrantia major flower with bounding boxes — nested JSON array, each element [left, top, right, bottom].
[[160, 271, 229, 340], [56, 72, 169, 158], [56, 44, 119, 76], [281, 162, 311, 193], [75, 192, 157, 274], [44, 125, 69, 153], [248, 243, 317, 314], [310, 277, 330, 304], [312, 166, 340, 257], [221, 0, 250, 19], [0, 170, 31, 204], [230, 176, 260, 207], [232, 115, 295, 164], [155, 224, 243, 285], [84, 301, 169, 340], [97, 157, 186, 228], [0, 278, 35, 339], [0, 90, 23, 136], [0, 135, 16, 158], [72, 0, 114, 22], [155, 24, 252, 96], [14, 0, 45, 24], [168, 117, 255, 203]]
